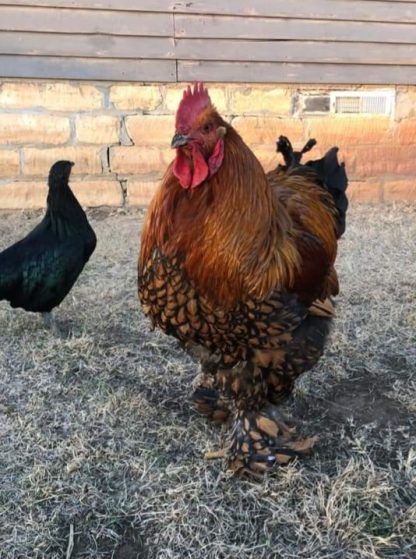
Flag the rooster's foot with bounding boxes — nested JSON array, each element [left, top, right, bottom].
[[227, 403, 317, 476], [204, 448, 226, 460], [192, 384, 231, 424]]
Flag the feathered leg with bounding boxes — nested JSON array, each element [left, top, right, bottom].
[[215, 362, 316, 476], [213, 313, 332, 476], [188, 345, 231, 424], [265, 312, 332, 405]]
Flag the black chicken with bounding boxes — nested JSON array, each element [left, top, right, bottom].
[[276, 135, 348, 236], [0, 160, 96, 332]]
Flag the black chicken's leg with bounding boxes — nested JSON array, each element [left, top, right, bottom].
[[41, 312, 66, 337]]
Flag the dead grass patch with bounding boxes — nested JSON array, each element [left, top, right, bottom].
[[0, 205, 415, 558]]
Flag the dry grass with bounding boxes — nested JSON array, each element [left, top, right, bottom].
[[0, 204, 415, 559]]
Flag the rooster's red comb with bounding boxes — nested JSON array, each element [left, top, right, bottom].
[[175, 82, 212, 133]]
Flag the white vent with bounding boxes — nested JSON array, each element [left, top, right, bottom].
[[330, 91, 395, 116]]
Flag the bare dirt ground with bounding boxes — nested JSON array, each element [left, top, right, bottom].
[[0, 204, 415, 559]]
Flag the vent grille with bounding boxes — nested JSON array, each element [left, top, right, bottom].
[[331, 91, 394, 116], [335, 96, 361, 113]]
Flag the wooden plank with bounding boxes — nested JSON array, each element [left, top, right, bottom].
[[6, 33, 415, 65], [175, 15, 416, 43], [0, 6, 173, 36], [0, 0, 415, 22], [6, 32, 416, 65], [172, 0, 416, 23], [0, 32, 175, 59], [178, 60, 416, 85], [0, 55, 176, 81], [176, 39, 416, 65], [2, 31, 415, 66], [0, 0, 174, 10]]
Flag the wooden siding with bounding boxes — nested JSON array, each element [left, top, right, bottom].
[[0, 1, 415, 84]]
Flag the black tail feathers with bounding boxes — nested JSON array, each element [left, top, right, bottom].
[[307, 146, 348, 237], [276, 136, 317, 167], [276, 136, 348, 238]]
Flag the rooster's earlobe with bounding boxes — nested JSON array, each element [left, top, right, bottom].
[[217, 126, 227, 138]]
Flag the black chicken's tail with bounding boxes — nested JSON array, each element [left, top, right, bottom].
[[276, 135, 317, 168], [307, 145, 349, 238], [276, 136, 349, 238]]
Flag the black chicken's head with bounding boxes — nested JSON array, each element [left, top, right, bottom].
[[48, 160, 74, 187]]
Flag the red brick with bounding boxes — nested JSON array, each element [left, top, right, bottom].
[[396, 87, 416, 120], [110, 84, 162, 111], [0, 149, 20, 177], [395, 119, 416, 145], [232, 117, 304, 146], [0, 82, 102, 111], [125, 115, 173, 146], [230, 87, 292, 115], [348, 181, 382, 203], [0, 179, 123, 209], [0, 181, 47, 209], [127, 180, 159, 205], [76, 115, 120, 144], [0, 113, 70, 145], [70, 180, 123, 207], [347, 145, 416, 178], [110, 146, 173, 176], [384, 179, 416, 202], [308, 116, 393, 148]]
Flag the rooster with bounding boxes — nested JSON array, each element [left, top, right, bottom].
[[138, 83, 348, 475]]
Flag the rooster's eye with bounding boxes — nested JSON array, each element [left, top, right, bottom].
[[202, 122, 213, 134]]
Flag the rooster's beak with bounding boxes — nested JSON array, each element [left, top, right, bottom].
[[171, 133, 190, 148]]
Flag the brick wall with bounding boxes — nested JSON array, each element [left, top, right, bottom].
[[0, 80, 415, 209]]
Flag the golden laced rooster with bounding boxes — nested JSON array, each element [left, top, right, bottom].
[[138, 83, 348, 476]]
